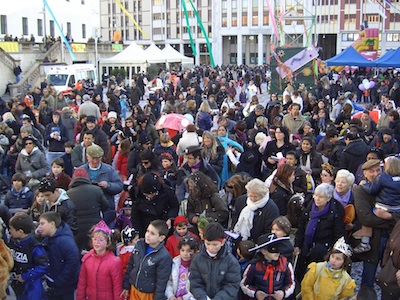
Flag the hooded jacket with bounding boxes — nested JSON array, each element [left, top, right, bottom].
[[165, 256, 195, 300], [46, 189, 77, 235], [67, 177, 109, 251], [42, 222, 80, 296]]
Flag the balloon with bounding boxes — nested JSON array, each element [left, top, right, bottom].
[[369, 81, 375, 89], [183, 113, 194, 123], [362, 79, 369, 85], [359, 83, 366, 91], [364, 81, 370, 90]]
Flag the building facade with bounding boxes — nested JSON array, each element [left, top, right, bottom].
[[0, 0, 100, 44]]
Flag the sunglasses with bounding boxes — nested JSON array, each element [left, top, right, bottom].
[[142, 161, 150, 165], [25, 142, 33, 146]]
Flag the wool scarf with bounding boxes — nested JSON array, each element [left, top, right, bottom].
[[303, 202, 330, 253], [234, 194, 269, 240], [334, 189, 351, 207]]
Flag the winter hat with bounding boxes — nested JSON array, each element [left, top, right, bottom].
[[160, 153, 174, 161], [108, 111, 118, 120], [38, 177, 57, 193], [123, 199, 133, 209], [73, 168, 89, 179], [140, 173, 161, 194], [23, 135, 37, 146], [138, 133, 151, 145], [140, 149, 155, 161], [174, 216, 189, 226], [86, 115, 97, 123]]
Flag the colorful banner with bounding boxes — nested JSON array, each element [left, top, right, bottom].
[[0, 42, 18, 52], [71, 43, 86, 52], [115, 0, 148, 39], [112, 44, 123, 52]]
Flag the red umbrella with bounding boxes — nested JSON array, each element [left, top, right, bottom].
[[155, 113, 193, 131]]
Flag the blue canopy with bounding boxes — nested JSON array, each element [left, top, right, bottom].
[[326, 46, 374, 67], [375, 48, 400, 68]]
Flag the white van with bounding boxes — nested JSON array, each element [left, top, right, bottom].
[[46, 64, 98, 94]]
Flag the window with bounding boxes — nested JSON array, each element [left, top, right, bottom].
[[387, 33, 400, 42], [82, 24, 86, 39], [0, 15, 7, 35], [22, 17, 28, 35], [342, 33, 359, 41], [50, 20, 55, 37], [154, 0, 162, 5], [37, 19, 43, 36]]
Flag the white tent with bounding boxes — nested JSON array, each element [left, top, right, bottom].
[[99, 41, 149, 82], [145, 43, 167, 64], [162, 44, 194, 67]]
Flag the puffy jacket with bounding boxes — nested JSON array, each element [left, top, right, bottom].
[[165, 256, 195, 300], [241, 256, 295, 299], [189, 244, 241, 300], [196, 111, 213, 131], [42, 222, 80, 295], [123, 239, 172, 299], [76, 249, 123, 300], [4, 186, 34, 214], [67, 177, 109, 251], [15, 147, 49, 180]]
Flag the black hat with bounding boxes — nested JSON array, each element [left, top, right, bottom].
[[86, 115, 96, 123], [38, 177, 57, 193], [185, 145, 201, 156], [138, 133, 151, 145], [249, 233, 290, 253], [23, 136, 38, 146], [140, 173, 161, 194]]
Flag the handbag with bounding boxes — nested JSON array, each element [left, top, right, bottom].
[[376, 256, 398, 288]]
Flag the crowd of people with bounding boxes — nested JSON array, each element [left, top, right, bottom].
[[0, 65, 399, 299]]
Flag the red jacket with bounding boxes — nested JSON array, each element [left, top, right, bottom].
[[116, 152, 129, 177], [76, 249, 123, 300]]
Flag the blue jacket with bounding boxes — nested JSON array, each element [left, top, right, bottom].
[[196, 111, 213, 131], [362, 172, 400, 210], [8, 234, 48, 299], [4, 186, 34, 214], [42, 222, 80, 295], [189, 243, 241, 300], [123, 239, 172, 299]]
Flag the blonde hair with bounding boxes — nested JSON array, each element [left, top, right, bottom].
[[384, 157, 400, 176], [199, 101, 211, 113], [186, 100, 196, 110], [159, 132, 171, 144], [256, 116, 268, 129], [200, 131, 219, 160]]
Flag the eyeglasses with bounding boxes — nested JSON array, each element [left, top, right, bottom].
[[25, 142, 33, 145], [142, 161, 150, 165]]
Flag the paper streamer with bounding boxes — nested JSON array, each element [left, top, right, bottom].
[[181, 0, 197, 56], [187, 0, 215, 67], [115, 0, 148, 39], [42, 0, 76, 61]]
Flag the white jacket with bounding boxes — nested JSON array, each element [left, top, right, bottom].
[[165, 256, 196, 300]]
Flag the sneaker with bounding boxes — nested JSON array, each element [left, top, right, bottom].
[[353, 243, 371, 254]]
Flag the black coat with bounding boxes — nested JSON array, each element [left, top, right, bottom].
[[339, 139, 370, 174], [130, 184, 179, 237], [270, 181, 294, 216], [294, 198, 345, 262], [67, 178, 109, 251]]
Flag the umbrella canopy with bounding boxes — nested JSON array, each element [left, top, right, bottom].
[[155, 113, 193, 131], [326, 46, 373, 67]]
